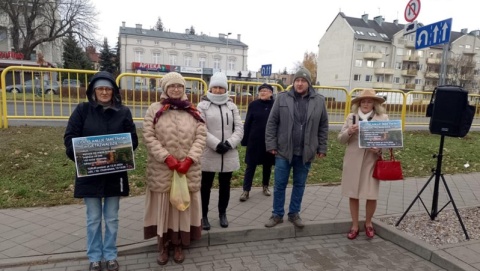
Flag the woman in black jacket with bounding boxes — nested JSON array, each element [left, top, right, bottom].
[[64, 71, 138, 271], [239, 83, 275, 201]]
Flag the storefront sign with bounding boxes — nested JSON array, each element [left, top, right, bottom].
[[180, 67, 202, 74], [132, 62, 171, 72], [0, 51, 24, 60]]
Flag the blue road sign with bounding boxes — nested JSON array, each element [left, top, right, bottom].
[[415, 18, 452, 50], [261, 64, 272, 77]]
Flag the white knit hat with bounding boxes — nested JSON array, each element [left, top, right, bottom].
[[209, 72, 228, 90], [160, 72, 186, 90]]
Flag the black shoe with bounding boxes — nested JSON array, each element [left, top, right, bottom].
[[219, 213, 229, 228], [202, 217, 211, 230]]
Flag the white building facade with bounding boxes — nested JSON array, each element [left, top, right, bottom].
[[118, 23, 250, 89], [317, 12, 480, 94]]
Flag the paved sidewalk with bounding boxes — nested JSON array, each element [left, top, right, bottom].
[[1, 173, 480, 270]]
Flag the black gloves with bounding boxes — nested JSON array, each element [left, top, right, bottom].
[[215, 141, 232, 154]]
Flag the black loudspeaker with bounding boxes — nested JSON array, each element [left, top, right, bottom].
[[427, 86, 475, 137]]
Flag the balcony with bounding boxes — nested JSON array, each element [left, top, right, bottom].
[[425, 71, 439, 78], [363, 52, 382, 59], [400, 83, 416, 90], [372, 82, 393, 89], [403, 55, 419, 62], [373, 68, 394, 75], [426, 58, 441, 65], [423, 85, 436, 91], [401, 69, 417, 76], [404, 40, 415, 48]]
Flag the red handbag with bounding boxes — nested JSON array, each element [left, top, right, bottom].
[[373, 148, 404, 181]]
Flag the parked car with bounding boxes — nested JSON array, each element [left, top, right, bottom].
[[62, 79, 82, 88], [6, 79, 60, 95]]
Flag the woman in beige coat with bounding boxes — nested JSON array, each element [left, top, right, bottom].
[[143, 72, 206, 265], [338, 89, 388, 240]]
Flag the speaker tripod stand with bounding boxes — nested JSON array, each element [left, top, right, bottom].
[[395, 135, 469, 239]]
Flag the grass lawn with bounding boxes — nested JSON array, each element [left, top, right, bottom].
[[1, 126, 479, 208]]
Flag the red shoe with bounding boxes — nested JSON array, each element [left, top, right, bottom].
[[365, 224, 375, 238], [347, 228, 359, 240]]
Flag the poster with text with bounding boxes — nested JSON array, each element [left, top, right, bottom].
[[358, 120, 403, 148], [72, 133, 135, 177]]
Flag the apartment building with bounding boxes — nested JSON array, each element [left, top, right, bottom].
[[317, 12, 480, 94], [118, 22, 250, 89]]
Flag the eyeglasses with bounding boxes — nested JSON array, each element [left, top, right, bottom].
[[168, 84, 184, 90], [95, 87, 113, 93]]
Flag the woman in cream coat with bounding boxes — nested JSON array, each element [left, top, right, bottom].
[[143, 72, 206, 265], [338, 89, 388, 240], [197, 72, 244, 230]]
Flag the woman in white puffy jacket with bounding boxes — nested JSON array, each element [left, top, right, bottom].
[[197, 72, 244, 230]]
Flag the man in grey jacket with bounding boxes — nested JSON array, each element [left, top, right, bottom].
[[264, 67, 328, 228]]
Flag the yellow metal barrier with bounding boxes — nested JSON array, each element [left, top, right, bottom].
[[115, 73, 208, 120], [286, 85, 350, 125], [1, 66, 97, 128], [1, 66, 480, 129]]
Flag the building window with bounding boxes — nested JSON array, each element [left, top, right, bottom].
[[201, 45, 205, 50], [216, 47, 220, 51], [199, 57, 206, 68], [356, 44, 364, 52], [368, 32, 377, 37], [354, 74, 361, 81], [380, 33, 388, 39], [213, 58, 220, 69], [136, 40, 142, 44], [154, 41, 160, 45], [366, 60, 374, 68], [395, 62, 402, 69], [135, 51, 143, 62], [184, 56, 192, 67], [355, 60, 362, 67], [417, 51, 424, 57], [365, 75, 373, 82], [186, 44, 191, 49], [228, 59, 235, 70], [355, 30, 364, 35], [153, 53, 161, 64], [381, 61, 386, 68], [171, 43, 176, 47], [393, 77, 400, 83], [230, 48, 235, 53], [466, 44, 471, 49], [415, 79, 422, 84], [396, 48, 404, 56], [170, 55, 177, 65], [369, 45, 376, 52]]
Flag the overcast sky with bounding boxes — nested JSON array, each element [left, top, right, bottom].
[[92, 0, 479, 73]]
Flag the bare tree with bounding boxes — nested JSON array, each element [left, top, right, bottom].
[[446, 53, 477, 92], [0, 0, 98, 60]]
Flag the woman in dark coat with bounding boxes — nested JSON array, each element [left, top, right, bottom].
[[239, 83, 275, 201], [64, 71, 138, 271]]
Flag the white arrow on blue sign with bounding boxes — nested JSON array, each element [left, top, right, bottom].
[[261, 64, 272, 77], [415, 18, 452, 50]]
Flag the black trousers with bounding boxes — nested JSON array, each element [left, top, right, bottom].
[[242, 163, 272, 191], [201, 171, 233, 216]]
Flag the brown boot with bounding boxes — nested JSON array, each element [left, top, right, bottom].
[[156, 237, 169, 265], [173, 245, 185, 263]]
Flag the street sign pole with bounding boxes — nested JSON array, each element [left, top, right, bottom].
[[439, 43, 450, 85]]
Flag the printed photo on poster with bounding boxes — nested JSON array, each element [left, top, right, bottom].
[[359, 120, 403, 148], [72, 133, 135, 177]]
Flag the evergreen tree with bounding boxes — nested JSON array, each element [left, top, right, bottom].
[[62, 34, 92, 70], [189, 26, 195, 35], [99, 38, 115, 73], [155, 17, 164, 31]]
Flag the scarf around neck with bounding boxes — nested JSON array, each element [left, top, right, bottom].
[[358, 109, 374, 121], [153, 98, 204, 125], [207, 91, 229, 105]]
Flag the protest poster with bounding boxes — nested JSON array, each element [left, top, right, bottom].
[[72, 133, 135, 177], [358, 120, 403, 148]]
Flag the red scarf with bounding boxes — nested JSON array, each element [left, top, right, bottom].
[[153, 98, 204, 125]]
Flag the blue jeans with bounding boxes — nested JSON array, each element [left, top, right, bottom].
[[272, 156, 311, 218], [84, 197, 120, 262]]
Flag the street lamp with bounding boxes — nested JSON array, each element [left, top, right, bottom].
[[225, 32, 231, 73]]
